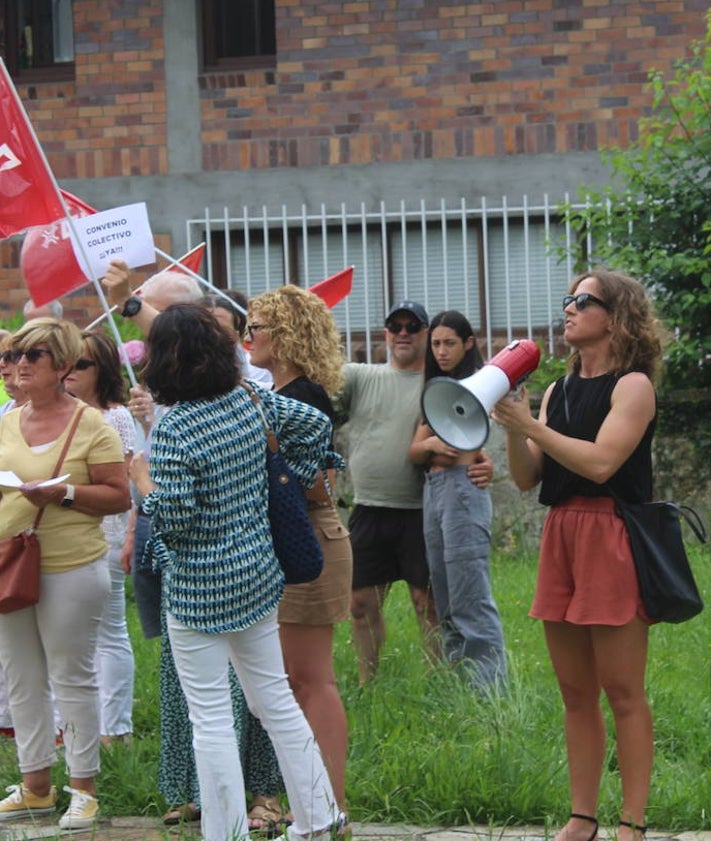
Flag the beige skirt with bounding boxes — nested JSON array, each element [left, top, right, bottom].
[[278, 503, 353, 625]]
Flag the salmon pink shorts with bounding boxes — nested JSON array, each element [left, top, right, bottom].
[[530, 496, 651, 626]]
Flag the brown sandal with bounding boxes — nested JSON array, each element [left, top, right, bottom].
[[162, 802, 201, 825], [248, 795, 285, 837]]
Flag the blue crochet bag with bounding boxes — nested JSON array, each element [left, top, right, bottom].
[[245, 385, 324, 584]]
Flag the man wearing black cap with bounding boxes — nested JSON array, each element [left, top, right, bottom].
[[340, 300, 481, 683]]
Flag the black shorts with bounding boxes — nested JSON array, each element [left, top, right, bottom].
[[348, 504, 429, 590]]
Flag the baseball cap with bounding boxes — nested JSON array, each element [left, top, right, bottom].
[[385, 300, 429, 327]]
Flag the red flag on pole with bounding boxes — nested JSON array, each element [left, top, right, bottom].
[[0, 58, 65, 239], [309, 266, 354, 308], [21, 190, 97, 306], [174, 242, 206, 276]]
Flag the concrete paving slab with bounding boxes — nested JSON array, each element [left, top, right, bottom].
[[0, 817, 708, 841]]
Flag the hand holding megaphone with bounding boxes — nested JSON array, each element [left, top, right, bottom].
[[490, 381, 534, 435], [421, 339, 541, 451]]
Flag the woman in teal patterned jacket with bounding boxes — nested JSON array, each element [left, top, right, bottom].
[[129, 304, 342, 841]]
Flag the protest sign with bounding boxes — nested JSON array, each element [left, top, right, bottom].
[[70, 202, 155, 279]]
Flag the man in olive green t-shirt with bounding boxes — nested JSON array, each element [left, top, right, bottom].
[[338, 301, 438, 684], [339, 301, 495, 685]]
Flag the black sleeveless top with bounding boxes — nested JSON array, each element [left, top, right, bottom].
[[539, 372, 656, 507], [277, 375, 336, 467]]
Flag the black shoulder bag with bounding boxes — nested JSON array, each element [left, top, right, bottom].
[[243, 384, 324, 585], [607, 487, 706, 623]]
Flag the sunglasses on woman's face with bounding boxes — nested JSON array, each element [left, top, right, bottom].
[[73, 358, 97, 371], [4, 348, 53, 364], [562, 293, 611, 313]]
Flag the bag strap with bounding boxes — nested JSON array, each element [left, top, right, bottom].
[[243, 382, 335, 503], [562, 373, 571, 426], [242, 383, 279, 454], [30, 404, 86, 531], [677, 505, 708, 544]]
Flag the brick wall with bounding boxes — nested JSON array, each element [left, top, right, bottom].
[[10, 1, 711, 185], [17, 0, 168, 182], [199, 0, 709, 170], [1, 0, 168, 319]]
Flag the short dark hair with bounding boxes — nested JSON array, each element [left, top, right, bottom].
[[201, 289, 248, 334], [424, 310, 484, 382], [80, 330, 128, 409], [142, 304, 240, 405]]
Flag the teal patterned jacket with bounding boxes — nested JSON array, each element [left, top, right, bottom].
[[141, 383, 331, 633]]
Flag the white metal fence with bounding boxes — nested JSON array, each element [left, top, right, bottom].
[[186, 194, 587, 361]]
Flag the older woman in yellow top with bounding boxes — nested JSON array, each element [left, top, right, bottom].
[[0, 318, 130, 831]]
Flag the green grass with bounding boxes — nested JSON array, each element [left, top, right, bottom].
[[0, 544, 708, 830]]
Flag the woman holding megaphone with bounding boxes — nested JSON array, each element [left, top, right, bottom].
[[492, 270, 664, 841], [408, 310, 507, 694]]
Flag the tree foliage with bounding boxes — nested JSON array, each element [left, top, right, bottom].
[[560, 16, 711, 389]]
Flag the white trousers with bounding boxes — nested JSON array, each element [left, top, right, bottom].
[[95, 536, 135, 736], [0, 556, 110, 776], [0, 663, 11, 728], [167, 610, 336, 841]]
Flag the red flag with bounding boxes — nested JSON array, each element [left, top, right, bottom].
[[174, 243, 206, 276], [0, 59, 65, 239], [21, 190, 97, 306], [309, 266, 354, 308]]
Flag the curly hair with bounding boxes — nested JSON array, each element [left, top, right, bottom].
[[142, 304, 240, 405], [80, 330, 128, 409], [567, 268, 665, 382], [249, 285, 345, 395]]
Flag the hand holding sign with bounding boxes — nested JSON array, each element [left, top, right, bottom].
[[101, 260, 134, 309]]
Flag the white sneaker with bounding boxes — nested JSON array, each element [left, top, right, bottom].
[[277, 813, 351, 841], [58, 786, 98, 830]]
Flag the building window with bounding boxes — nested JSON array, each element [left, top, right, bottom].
[[0, 0, 74, 80], [202, 0, 276, 70]]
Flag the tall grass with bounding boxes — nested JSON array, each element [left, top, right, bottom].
[[0, 545, 708, 830]]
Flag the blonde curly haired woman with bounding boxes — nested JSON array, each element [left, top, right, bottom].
[[248, 285, 352, 816]]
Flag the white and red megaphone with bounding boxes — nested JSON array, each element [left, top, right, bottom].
[[421, 339, 541, 451]]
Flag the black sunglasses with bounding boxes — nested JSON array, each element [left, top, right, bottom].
[[562, 293, 611, 313], [247, 323, 267, 335], [74, 358, 97, 371], [0, 351, 15, 364], [4, 348, 53, 364], [386, 321, 425, 335]]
